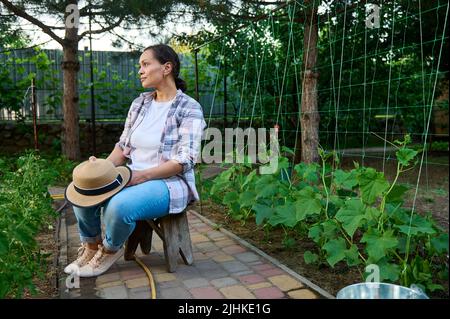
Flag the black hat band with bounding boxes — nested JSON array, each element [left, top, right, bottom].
[[74, 174, 123, 196]]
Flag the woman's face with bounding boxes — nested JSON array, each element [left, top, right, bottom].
[[138, 49, 172, 89]]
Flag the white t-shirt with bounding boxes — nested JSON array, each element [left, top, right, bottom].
[[127, 98, 175, 171]]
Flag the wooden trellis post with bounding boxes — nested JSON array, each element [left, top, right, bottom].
[[300, 0, 320, 163]]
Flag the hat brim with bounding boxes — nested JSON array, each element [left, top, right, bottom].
[[65, 166, 132, 208]]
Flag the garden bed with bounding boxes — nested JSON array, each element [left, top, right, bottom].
[[193, 197, 449, 299], [194, 146, 449, 299], [23, 219, 59, 299], [0, 152, 75, 299]]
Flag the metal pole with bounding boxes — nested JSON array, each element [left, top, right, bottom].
[[223, 57, 227, 131], [31, 77, 38, 150], [193, 49, 203, 215], [89, 2, 97, 156], [194, 50, 200, 102]]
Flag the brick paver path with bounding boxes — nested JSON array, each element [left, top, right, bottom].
[[53, 187, 329, 299]]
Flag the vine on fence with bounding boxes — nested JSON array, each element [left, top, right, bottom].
[[0, 49, 145, 120]]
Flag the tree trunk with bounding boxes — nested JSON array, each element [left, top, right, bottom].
[[61, 20, 80, 160], [292, 70, 302, 165], [300, 1, 319, 163]]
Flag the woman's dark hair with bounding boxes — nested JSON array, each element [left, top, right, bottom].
[[144, 44, 187, 92]]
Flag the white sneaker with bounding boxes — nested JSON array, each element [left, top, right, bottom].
[[64, 243, 98, 274], [78, 245, 124, 277]]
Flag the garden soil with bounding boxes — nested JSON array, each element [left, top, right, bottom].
[[24, 218, 59, 299]]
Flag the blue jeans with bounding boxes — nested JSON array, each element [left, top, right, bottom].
[[73, 179, 170, 252]]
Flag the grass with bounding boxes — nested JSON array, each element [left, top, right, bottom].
[[432, 188, 448, 196]]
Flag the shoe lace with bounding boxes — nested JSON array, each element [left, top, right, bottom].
[[76, 243, 97, 264], [89, 245, 108, 268], [77, 243, 87, 258]]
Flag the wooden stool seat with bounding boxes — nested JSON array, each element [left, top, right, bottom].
[[124, 210, 194, 273]]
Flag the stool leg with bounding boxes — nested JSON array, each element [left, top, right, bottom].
[[124, 220, 145, 260], [160, 212, 194, 272], [161, 215, 179, 272], [178, 212, 194, 266], [139, 221, 153, 255]]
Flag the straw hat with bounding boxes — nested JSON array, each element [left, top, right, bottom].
[[65, 157, 131, 208]]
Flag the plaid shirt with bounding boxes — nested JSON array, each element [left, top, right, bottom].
[[116, 89, 206, 214]]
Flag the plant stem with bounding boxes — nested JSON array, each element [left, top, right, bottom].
[[378, 162, 402, 231], [283, 168, 292, 188], [392, 249, 405, 263], [356, 266, 364, 280], [321, 157, 330, 220], [371, 131, 401, 149], [337, 222, 367, 263]]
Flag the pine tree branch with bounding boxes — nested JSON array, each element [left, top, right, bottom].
[[78, 15, 124, 40], [0, 0, 65, 46], [79, 3, 104, 17], [245, 0, 288, 5]]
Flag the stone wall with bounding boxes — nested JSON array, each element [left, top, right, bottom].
[[0, 118, 269, 157], [0, 122, 123, 157]]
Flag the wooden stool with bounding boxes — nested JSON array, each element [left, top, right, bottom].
[[124, 210, 194, 273]]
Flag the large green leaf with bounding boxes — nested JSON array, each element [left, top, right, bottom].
[[323, 238, 347, 267], [255, 175, 278, 199], [321, 220, 339, 239], [396, 148, 418, 166], [295, 197, 322, 221], [345, 244, 361, 266], [385, 203, 407, 221], [385, 184, 409, 204], [256, 183, 279, 199], [277, 157, 290, 171], [427, 283, 445, 292], [378, 260, 401, 282], [268, 203, 297, 227], [329, 195, 345, 208], [395, 213, 436, 236], [294, 187, 322, 221], [333, 169, 358, 190], [431, 233, 449, 254], [252, 203, 275, 226], [335, 198, 366, 237], [293, 162, 320, 183], [365, 207, 381, 222], [238, 191, 256, 208], [223, 191, 239, 205], [358, 168, 390, 204], [210, 179, 229, 195], [361, 229, 398, 263], [395, 211, 432, 228], [254, 175, 275, 189], [277, 183, 291, 197], [242, 170, 257, 189], [308, 224, 322, 243], [210, 170, 233, 195], [281, 146, 295, 156], [363, 259, 400, 282], [396, 224, 436, 236]]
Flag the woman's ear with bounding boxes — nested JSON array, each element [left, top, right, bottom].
[[163, 62, 173, 77]]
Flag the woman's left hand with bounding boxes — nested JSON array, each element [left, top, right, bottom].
[[127, 170, 149, 186]]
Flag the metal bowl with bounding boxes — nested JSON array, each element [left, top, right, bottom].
[[336, 283, 429, 299]]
